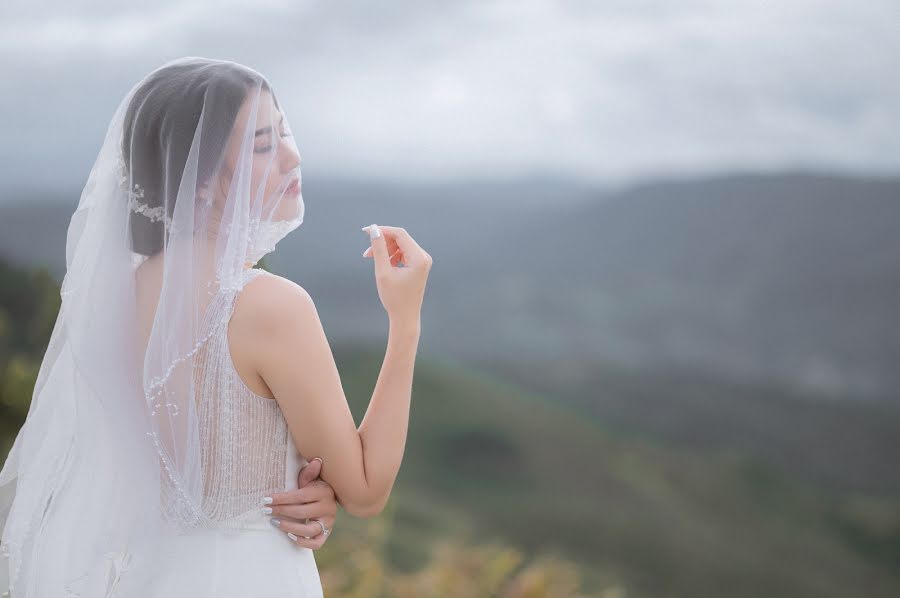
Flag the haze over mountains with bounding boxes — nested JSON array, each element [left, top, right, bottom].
[[2, 171, 898, 400]]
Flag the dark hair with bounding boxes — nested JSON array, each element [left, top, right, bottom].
[[122, 59, 279, 256]]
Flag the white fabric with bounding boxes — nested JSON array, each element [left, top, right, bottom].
[[0, 56, 311, 596]]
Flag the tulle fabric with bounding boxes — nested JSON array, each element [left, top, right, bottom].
[[0, 56, 306, 596]]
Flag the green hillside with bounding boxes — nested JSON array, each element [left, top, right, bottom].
[[332, 348, 900, 597]]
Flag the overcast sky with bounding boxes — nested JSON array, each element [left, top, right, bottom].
[[1, 0, 897, 192]]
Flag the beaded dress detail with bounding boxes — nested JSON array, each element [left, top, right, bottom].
[[191, 267, 302, 530]]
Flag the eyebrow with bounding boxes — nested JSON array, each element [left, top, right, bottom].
[[255, 114, 285, 137]]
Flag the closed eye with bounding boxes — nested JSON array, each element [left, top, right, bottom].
[[254, 129, 292, 153]]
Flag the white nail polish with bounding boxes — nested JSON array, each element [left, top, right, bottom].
[[288, 532, 298, 541], [262, 506, 273, 514], [369, 224, 381, 239], [262, 496, 273, 505]]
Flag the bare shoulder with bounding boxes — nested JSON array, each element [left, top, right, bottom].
[[228, 271, 323, 397], [232, 271, 320, 347], [240, 270, 311, 308]]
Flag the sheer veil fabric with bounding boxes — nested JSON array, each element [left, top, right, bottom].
[[0, 57, 305, 596]]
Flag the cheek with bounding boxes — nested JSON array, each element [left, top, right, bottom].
[[250, 156, 278, 195]]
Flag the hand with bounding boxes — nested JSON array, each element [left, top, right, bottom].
[[265, 456, 337, 549], [361, 224, 432, 323]]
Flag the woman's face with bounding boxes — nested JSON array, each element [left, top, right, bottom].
[[212, 87, 302, 223]]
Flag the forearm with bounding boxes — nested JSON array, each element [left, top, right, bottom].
[[357, 317, 420, 511]]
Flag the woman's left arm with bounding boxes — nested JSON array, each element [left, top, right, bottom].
[[264, 457, 338, 549]]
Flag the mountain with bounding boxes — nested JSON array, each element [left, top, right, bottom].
[[494, 172, 900, 398], [2, 171, 898, 398]]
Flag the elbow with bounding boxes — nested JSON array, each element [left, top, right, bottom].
[[339, 492, 389, 519], [362, 494, 389, 518]]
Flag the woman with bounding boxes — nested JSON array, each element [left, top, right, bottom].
[[0, 56, 431, 597]]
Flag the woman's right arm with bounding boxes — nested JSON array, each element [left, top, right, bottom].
[[250, 225, 431, 518]]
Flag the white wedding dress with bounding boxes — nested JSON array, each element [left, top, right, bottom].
[[140, 267, 324, 598]]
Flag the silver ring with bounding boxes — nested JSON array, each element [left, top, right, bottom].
[[312, 518, 329, 537]]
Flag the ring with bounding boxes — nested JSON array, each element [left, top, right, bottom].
[[312, 518, 329, 537]]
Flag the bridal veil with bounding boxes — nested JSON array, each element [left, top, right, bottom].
[[0, 56, 305, 596]]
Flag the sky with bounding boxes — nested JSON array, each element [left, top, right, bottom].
[[0, 0, 898, 192]]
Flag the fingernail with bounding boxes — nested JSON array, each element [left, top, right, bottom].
[[287, 532, 299, 541], [362, 247, 369, 257], [262, 496, 273, 505], [369, 224, 381, 239], [262, 506, 273, 515], [270, 518, 281, 527]]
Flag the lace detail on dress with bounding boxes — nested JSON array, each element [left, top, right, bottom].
[[191, 268, 290, 529]]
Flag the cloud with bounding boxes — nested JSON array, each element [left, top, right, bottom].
[[0, 0, 897, 192]]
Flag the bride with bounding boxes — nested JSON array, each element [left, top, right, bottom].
[[0, 56, 431, 597]]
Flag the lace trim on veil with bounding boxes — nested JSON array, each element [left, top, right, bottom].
[[114, 154, 173, 231]]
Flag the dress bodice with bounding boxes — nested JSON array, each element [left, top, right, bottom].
[[192, 268, 305, 530]]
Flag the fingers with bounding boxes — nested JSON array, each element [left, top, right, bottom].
[[361, 224, 391, 276], [288, 533, 327, 550], [362, 246, 404, 267], [274, 516, 334, 550], [361, 225, 430, 269], [267, 459, 337, 550], [389, 247, 404, 267], [269, 500, 333, 521], [267, 481, 332, 508], [373, 226, 420, 265], [361, 230, 400, 259], [297, 457, 322, 488]]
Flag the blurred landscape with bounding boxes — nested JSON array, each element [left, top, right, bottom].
[[3, 0, 899, 594], [2, 170, 898, 596], [6, 171, 899, 399]]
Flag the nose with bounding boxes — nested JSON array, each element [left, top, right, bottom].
[[278, 136, 301, 175]]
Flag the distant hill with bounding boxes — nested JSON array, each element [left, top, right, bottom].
[[2, 171, 898, 399], [497, 172, 900, 398], [3, 232, 899, 597]]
